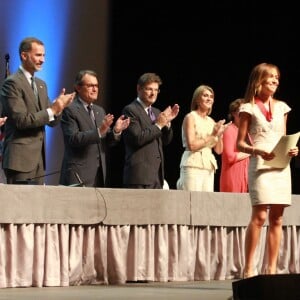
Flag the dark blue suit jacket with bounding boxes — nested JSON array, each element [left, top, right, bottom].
[[122, 99, 173, 187], [59, 97, 120, 187]]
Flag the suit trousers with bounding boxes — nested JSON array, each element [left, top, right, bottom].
[[5, 154, 45, 185]]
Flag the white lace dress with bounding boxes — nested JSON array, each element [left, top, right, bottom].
[[240, 100, 291, 206]]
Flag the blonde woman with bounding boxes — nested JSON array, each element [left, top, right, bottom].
[[237, 63, 299, 277], [177, 85, 229, 191]]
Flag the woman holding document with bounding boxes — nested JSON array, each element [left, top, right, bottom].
[[237, 63, 299, 278]]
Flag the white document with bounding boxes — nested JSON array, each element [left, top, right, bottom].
[[264, 132, 300, 168]]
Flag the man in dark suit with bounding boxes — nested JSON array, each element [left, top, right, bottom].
[[59, 70, 130, 187], [0, 37, 74, 184], [122, 73, 180, 189]]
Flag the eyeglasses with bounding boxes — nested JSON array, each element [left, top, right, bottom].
[[143, 87, 160, 93], [80, 83, 99, 89]]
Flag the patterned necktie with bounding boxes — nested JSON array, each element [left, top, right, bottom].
[[87, 104, 97, 127], [87, 104, 104, 185], [31, 76, 39, 102], [147, 106, 156, 123]]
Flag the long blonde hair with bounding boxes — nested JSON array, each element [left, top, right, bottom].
[[190, 85, 214, 115], [244, 63, 280, 104]]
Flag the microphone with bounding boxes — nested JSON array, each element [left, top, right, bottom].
[[73, 171, 85, 187], [4, 53, 10, 79], [15, 170, 61, 185]]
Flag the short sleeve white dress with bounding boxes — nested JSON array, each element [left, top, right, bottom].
[[239, 100, 292, 206]]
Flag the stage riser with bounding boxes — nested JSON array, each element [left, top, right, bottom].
[[232, 274, 300, 300]]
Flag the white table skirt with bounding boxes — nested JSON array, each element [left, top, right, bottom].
[[0, 223, 299, 288]]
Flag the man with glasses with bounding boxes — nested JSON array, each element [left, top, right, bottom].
[[59, 70, 130, 187], [122, 72, 179, 189]]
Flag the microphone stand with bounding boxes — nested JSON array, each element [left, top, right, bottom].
[[4, 53, 10, 79], [15, 170, 62, 185]]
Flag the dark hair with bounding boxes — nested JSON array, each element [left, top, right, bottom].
[[228, 98, 244, 121], [137, 73, 162, 87], [74, 70, 98, 85], [74, 70, 98, 93], [19, 37, 44, 59]]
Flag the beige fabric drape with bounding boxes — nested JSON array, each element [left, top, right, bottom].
[[1, 223, 299, 288]]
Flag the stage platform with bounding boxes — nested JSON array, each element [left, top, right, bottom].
[[0, 184, 300, 289], [0, 280, 234, 300]]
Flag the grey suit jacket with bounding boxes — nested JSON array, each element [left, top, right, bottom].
[[0, 69, 60, 172], [122, 99, 173, 186], [59, 97, 120, 187]]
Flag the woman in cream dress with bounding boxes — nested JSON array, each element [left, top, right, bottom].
[[176, 85, 229, 191], [237, 63, 299, 278]]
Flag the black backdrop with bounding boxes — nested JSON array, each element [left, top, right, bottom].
[[107, 1, 300, 193]]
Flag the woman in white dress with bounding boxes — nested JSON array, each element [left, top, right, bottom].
[[237, 63, 299, 278], [176, 85, 229, 191]]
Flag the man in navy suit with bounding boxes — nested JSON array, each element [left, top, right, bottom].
[[0, 37, 74, 184], [122, 73, 179, 189], [59, 70, 130, 187]]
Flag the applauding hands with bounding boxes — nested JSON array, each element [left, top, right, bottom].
[[99, 114, 130, 136], [213, 119, 232, 137], [156, 104, 180, 128], [51, 88, 75, 116]]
